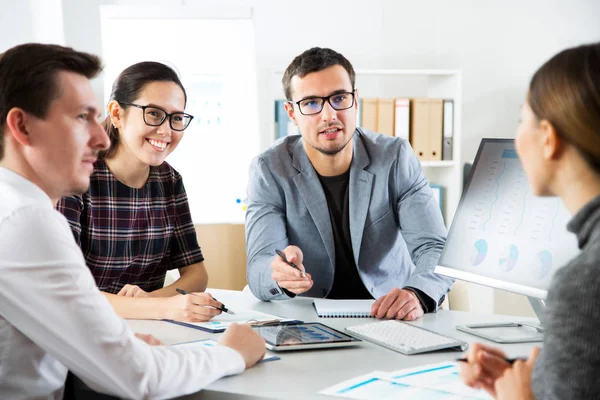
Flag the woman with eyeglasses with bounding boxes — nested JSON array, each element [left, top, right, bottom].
[[459, 42, 600, 399], [57, 61, 223, 322]]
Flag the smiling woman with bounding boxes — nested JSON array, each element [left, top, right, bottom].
[[55, 62, 224, 324]]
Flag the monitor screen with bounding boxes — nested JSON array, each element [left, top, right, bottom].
[[435, 139, 580, 299]]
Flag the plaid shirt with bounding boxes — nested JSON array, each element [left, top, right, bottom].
[[57, 159, 204, 294]]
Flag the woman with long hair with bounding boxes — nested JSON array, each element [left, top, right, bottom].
[[58, 61, 222, 322], [459, 42, 600, 399]]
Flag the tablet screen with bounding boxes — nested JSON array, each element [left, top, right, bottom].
[[253, 323, 359, 347]]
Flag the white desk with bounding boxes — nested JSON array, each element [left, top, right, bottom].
[[128, 289, 538, 400]]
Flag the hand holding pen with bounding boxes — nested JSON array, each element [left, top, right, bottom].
[[456, 357, 527, 365], [275, 249, 306, 278], [175, 288, 234, 315], [271, 246, 313, 295], [457, 343, 525, 397], [164, 289, 232, 323]]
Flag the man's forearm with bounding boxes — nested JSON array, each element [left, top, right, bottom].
[[247, 256, 292, 301]]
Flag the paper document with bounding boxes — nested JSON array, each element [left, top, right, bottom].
[[172, 339, 280, 363], [320, 371, 441, 399], [320, 363, 491, 399], [165, 309, 301, 333], [389, 363, 491, 399]]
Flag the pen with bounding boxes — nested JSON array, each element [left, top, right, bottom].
[[275, 249, 307, 279], [456, 357, 527, 365], [175, 288, 235, 315]]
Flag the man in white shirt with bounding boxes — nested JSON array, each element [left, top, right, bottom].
[[0, 43, 265, 399]]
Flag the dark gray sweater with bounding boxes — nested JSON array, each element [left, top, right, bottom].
[[532, 195, 600, 399]]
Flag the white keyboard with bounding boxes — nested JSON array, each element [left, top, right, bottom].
[[346, 320, 468, 355]]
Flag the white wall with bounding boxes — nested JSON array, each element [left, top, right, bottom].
[[244, 0, 600, 160], [0, 0, 65, 47], [3, 0, 595, 160], [61, 0, 116, 105], [30, 0, 66, 45], [46, 0, 598, 160], [5, 0, 599, 160], [0, 1, 35, 50]]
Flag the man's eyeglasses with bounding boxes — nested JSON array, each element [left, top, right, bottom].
[[290, 91, 356, 116], [118, 102, 194, 131]]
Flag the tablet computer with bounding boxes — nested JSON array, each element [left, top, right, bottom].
[[252, 322, 361, 351]]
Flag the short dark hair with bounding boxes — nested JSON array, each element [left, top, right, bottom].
[[282, 47, 356, 101], [528, 42, 600, 172], [0, 43, 102, 160], [101, 61, 187, 159]]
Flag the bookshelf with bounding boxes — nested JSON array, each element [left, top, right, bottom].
[[354, 69, 463, 225], [270, 68, 463, 225]]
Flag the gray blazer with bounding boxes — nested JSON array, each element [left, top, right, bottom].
[[245, 129, 452, 304]]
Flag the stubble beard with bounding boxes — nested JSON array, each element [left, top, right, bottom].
[[310, 130, 354, 156]]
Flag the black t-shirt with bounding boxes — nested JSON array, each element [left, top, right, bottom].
[[317, 169, 437, 311], [317, 169, 372, 299]]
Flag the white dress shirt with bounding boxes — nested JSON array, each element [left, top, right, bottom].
[[0, 167, 245, 400]]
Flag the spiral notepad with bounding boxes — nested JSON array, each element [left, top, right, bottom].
[[313, 299, 376, 318]]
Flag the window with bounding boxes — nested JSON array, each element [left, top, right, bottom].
[[101, 6, 259, 223]]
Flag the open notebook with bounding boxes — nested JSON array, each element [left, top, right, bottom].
[[313, 299, 376, 318]]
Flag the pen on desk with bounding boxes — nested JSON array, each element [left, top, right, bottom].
[[175, 288, 235, 315], [456, 357, 527, 365], [275, 249, 307, 279]]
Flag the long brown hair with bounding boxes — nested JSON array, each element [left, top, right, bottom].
[[528, 42, 600, 172], [101, 61, 187, 158]]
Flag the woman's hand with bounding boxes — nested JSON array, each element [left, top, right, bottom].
[[117, 284, 151, 298], [495, 347, 540, 400], [163, 292, 224, 322], [459, 343, 512, 397]]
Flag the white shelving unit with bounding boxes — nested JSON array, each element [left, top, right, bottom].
[[269, 68, 463, 225], [354, 69, 463, 225]]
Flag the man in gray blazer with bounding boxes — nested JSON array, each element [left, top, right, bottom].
[[246, 47, 453, 320]]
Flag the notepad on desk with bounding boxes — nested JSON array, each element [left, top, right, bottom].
[[313, 299, 376, 318], [165, 309, 302, 333]]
